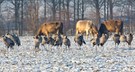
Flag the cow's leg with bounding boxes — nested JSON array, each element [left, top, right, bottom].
[[89, 30, 94, 39], [75, 30, 79, 36], [86, 30, 89, 40], [44, 32, 49, 38], [56, 30, 59, 35]]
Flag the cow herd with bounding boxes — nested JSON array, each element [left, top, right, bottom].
[[0, 19, 134, 51]]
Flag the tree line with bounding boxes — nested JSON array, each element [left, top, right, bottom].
[[0, 0, 135, 35]]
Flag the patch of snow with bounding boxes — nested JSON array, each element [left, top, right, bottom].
[[0, 36, 135, 71]]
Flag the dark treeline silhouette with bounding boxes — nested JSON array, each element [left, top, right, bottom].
[[0, 0, 135, 36]]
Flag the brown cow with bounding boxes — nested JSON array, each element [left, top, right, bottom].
[[98, 19, 123, 37], [36, 21, 63, 38], [76, 20, 98, 39]]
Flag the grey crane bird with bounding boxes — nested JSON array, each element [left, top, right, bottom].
[[120, 35, 127, 42], [5, 33, 14, 42], [2, 35, 15, 49], [5, 33, 21, 46], [33, 36, 42, 49], [62, 35, 71, 48], [54, 34, 63, 47], [119, 34, 127, 47], [48, 36, 55, 46], [112, 34, 120, 48], [74, 34, 86, 47], [41, 36, 49, 45], [12, 33, 21, 46], [99, 34, 108, 46], [126, 33, 133, 48]]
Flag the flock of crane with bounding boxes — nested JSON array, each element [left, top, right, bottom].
[[1, 32, 133, 51], [90, 33, 133, 48], [34, 34, 86, 49], [35, 33, 133, 47], [0, 31, 134, 52]]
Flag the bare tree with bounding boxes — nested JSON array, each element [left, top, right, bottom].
[[58, 0, 61, 21], [19, 0, 23, 35], [0, 0, 135, 35], [26, 0, 39, 34], [81, 0, 84, 19], [77, 0, 79, 20], [74, 0, 76, 23], [90, 0, 104, 25], [10, 0, 21, 33], [109, 0, 113, 19], [51, 0, 57, 21], [66, 0, 70, 28], [0, 0, 5, 35], [0, 0, 4, 12], [44, 0, 46, 21], [0, 0, 4, 18]]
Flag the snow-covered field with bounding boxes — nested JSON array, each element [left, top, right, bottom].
[[0, 36, 135, 72]]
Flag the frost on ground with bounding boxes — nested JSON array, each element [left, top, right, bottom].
[[0, 36, 135, 72]]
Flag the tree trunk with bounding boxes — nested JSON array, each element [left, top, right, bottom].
[[66, 0, 70, 29], [81, 0, 84, 20], [20, 0, 23, 36], [15, 0, 20, 33], [62, 0, 65, 22], [109, 0, 113, 19], [74, 0, 76, 23], [0, 3, 1, 13], [35, 0, 39, 33], [0, 0, 4, 4], [44, 0, 46, 21], [59, 0, 61, 21], [52, 0, 56, 21], [0, 4, 1, 14], [107, 0, 109, 20], [77, 0, 79, 20], [128, 0, 132, 33], [104, 0, 106, 20], [94, 0, 101, 25]]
